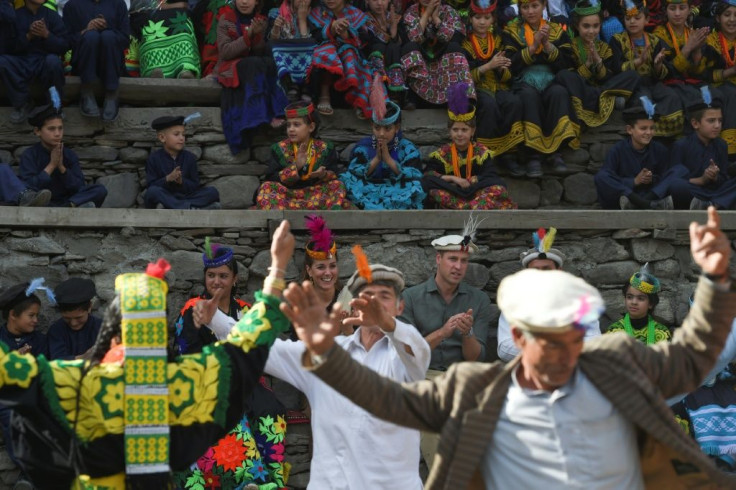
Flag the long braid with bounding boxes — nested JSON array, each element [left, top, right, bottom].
[[81, 296, 122, 368]]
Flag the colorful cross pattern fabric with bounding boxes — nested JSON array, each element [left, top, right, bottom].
[[116, 272, 170, 476]]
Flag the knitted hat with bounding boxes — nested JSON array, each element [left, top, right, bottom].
[[347, 264, 405, 295], [629, 263, 660, 294]]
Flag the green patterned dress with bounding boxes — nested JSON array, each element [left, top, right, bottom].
[[607, 314, 671, 345]]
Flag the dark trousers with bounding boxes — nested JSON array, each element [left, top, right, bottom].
[[144, 185, 219, 209], [50, 184, 108, 207], [73, 30, 124, 90], [0, 53, 64, 108], [0, 164, 26, 204]]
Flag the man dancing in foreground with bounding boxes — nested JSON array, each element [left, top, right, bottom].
[[283, 207, 736, 489]]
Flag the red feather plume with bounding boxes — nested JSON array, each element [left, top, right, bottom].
[[370, 74, 387, 121], [305, 215, 334, 253], [536, 227, 546, 240]]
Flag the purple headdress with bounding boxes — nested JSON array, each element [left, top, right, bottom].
[[447, 83, 476, 123], [202, 237, 234, 268]]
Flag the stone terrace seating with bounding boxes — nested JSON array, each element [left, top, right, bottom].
[[0, 76, 627, 209]]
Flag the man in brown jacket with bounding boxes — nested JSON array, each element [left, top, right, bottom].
[[281, 207, 736, 489]]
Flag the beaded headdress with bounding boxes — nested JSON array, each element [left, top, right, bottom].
[[447, 83, 476, 123], [203, 237, 235, 269], [622, 0, 647, 16], [470, 0, 497, 14], [630, 262, 660, 294], [573, 0, 601, 15], [285, 102, 315, 119]]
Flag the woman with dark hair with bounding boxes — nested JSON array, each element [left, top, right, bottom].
[[0, 221, 295, 489], [606, 263, 671, 344], [173, 240, 250, 355]]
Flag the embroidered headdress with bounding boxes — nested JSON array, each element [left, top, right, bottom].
[[573, 0, 601, 15], [447, 82, 476, 123], [470, 0, 497, 15], [622, 0, 647, 16], [630, 262, 660, 294], [431, 214, 483, 253], [285, 101, 315, 119], [519, 227, 566, 268], [305, 215, 337, 260]]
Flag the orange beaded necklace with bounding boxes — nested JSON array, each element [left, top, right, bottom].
[[470, 31, 495, 60], [451, 143, 474, 180]]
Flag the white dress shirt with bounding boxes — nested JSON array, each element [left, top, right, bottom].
[[265, 319, 430, 490], [483, 366, 643, 490], [496, 312, 601, 362]]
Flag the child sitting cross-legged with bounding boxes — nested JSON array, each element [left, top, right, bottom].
[[144, 114, 221, 210]]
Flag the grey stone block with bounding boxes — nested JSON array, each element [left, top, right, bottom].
[[202, 144, 250, 164], [98, 172, 140, 208], [209, 175, 261, 209], [118, 146, 149, 164], [631, 238, 675, 262], [74, 145, 119, 161], [563, 173, 597, 205], [506, 179, 540, 209]]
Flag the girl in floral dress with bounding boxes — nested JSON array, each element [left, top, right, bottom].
[[256, 101, 352, 209], [401, 0, 475, 106], [422, 83, 516, 209]]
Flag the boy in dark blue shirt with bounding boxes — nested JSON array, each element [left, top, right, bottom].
[[19, 105, 108, 207], [62, 0, 129, 121], [594, 97, 680, 209], [0, 0, 69, 124], [47, 277, 102, 360], [145, 115, 220, 209], [0, 163, 51, 206], [668, 87, 736, 210]]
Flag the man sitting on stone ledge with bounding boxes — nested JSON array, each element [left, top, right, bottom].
[[285, 206, 736, 490], [20, 104, 108, 208]]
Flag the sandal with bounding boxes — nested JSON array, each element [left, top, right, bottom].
[[317, 98, 333, 116], [355, 108, 367, 120]]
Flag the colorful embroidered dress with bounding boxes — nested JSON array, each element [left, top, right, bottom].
[[461, 31, 524, 155], [308, 3, 377, 118], [423, 142, 516, 209], [341, 134, 426, 209], [195, 0, 231, 77], [607, 313, 671, 344], [0, 283, 290, 489], [364, 11, 406, 95], [174, 295, 251, 356], [401, 3, 474, 105], [703, 30, 736, 157], [215, 6, 289, 152], [502, 18, 580, 154], [256, 138, 352, 210], [556, 37, 640, 127], [133, 2, 201, 78], [268, 5, 316, 88], [610, 31, 684, 137]]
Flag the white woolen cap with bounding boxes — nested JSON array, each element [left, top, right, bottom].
[[498, 269, 604, 333]]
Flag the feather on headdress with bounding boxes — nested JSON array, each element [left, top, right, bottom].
[[351, 245, 372, 284], [461, 213, 483, 249], [370, 74, 387, 123], [184, 112, 201, 125], [639, 95, 656, 120], [25, 277, 57, 305], [49, 87, 62, 112], [306, 215, 337, 260], [701, 85, 713, 107], [630, 262, 660, 294], [202, 237, 233, 268], [532, 227, 557, 253]]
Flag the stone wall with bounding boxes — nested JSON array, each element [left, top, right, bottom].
[[0, 215, 733, 488], [0, 106, 626, 210]]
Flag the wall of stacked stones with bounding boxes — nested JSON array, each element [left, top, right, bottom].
[[0, 106, 623, 210]]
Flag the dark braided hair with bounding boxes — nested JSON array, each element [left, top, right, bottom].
[[80, 296, 122, 366]]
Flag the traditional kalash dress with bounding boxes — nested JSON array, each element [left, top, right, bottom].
[[363, 8, 407, 99], [172, 245, 289, 490], [215, 5, 289, 153], [702, 23, 736, 157], [606, 264, 672, 344], [460, 0, 525, 158], [667, 87, 736, 209], [256, 103, 352, 210], [308, 1, 377, 118], [341, 100, 426, 209], [193, 0, 231, 77], [609, 0, 684, 137], [423, 84, 516, 209], [401, 2, 475, 105], [556, 0, 641, 128], [594, 99, 681, 209], [652, 0, 707, 120], [268, 0, 316, 100], [129, 0, 201, 78], [502, 9, 580, 155], [0, 262, 292, 489]]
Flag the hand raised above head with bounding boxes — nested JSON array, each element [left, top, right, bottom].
[[690, 207, 730, 279], [271, 220, 295, 270]]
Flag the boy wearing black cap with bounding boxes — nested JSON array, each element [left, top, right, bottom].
[[47, 278, 102, 360], [667, 87, 736, 209], [594, 96, 678, 209], [144, 115, 220, 209], [19, 105, 108, 208]]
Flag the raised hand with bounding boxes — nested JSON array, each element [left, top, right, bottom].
[[690, 207, 730, 278], [281, 281, 342, 355], [342, 291, 396, 332], [193, 288, 225, 328], [270, 220, 295, 271]]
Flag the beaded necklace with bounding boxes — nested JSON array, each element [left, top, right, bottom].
[[450, 143, 474, 179], [292, 139, 317, 179], [666, 22, 688, 57], [720, 32, 736, 68], [523, 19, 546, 55], [629, 32, 650, 59], [470, 31, 494, 60], [622, 313, 657, 345]]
